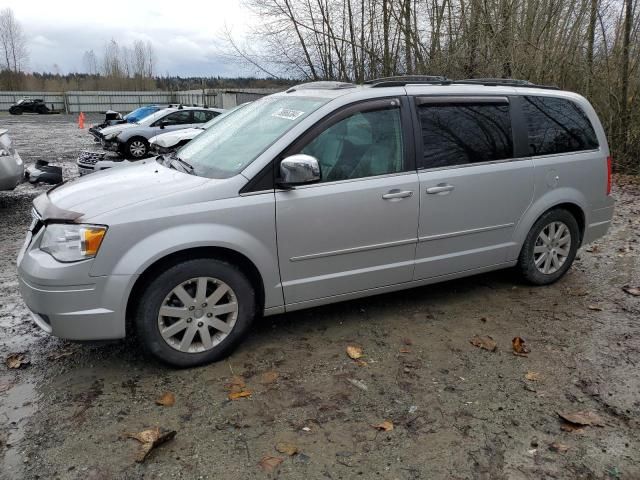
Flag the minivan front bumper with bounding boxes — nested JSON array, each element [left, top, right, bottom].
[[18, 244, 134, 340]]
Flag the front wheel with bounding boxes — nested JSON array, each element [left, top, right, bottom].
[[134, 258, 256, 367], [517, 209, 580, 285], [9, 107, 22, 115], [124, 137, 149, 159]]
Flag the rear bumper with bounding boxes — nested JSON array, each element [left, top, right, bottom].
[[0, 151, 24, 190], [584, 204, 615, 244]]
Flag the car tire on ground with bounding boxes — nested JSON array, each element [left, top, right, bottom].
[[124, 137, 149, 159], [517, 208, 580, 285], [134, 258, 256, 368], [9, 107, 22, 115]]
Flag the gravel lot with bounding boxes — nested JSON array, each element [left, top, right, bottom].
[[1, 114, 639, 480]]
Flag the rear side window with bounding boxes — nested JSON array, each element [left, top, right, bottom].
[[417, 102, 513, 169], [522, 96, 599, 156]]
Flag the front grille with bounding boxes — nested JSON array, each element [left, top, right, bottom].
[[77, 150, 106, 166]]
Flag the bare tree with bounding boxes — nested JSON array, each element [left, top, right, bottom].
[[0, 8, 28, 89]]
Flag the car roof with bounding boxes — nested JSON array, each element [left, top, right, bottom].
[[280, 78, 583, 102]]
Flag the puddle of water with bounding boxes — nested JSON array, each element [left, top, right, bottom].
[[1, 381, 36, 477]]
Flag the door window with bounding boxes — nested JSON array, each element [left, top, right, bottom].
[[300, 107, 405, 182], [193, 110, 217, 123], [160, 110, 192, 126], [417, 102, 513, 169], [522, 96, 599, 156]]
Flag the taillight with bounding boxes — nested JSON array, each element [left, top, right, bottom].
[[606, 156, 612, 196]]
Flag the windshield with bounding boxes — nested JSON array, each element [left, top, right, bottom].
[[178, 95, 329, 179], [124, 106, 159, 123], [200, 103, 249, 130]]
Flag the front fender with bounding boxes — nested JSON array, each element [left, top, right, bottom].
[[509, 186, 589, 260], [97, 222, 283, 309]]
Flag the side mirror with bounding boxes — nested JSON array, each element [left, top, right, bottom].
[[159, 120, 168, 129], [278, 154, 321, 187]]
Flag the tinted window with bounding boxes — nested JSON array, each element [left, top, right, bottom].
[[193, 110, 217, 123], [162, 111, 192, 125], [417, 103, 513, 168], [301, 107, 404, 182], [523, 96, 599, 156]]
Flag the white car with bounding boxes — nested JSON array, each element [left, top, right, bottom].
[[149, 103, 248, 154], [0, 128, 23, 190]]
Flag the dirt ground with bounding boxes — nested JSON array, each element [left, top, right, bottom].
[[1, 114, 639, 480]]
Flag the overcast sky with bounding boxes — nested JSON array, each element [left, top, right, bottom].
[[4, 0, 254, 76]]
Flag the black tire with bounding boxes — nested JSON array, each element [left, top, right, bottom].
[[134, 258, 256, 367], [517, 208, 580, 285], [9, 107, 22, 115], [36, 106, 48, 114], [124, 137, 149, 159]]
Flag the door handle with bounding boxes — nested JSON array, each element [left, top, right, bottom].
[[426, 184, 455, 195], [382, 189, 413, 200]]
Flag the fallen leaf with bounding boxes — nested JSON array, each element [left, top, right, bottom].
[[549, 442, 570, 453], [525, 371, 542, 381], [622, 285, 640, 296], [587, 305, 603, 311], [228, 390, 252, 400], [47, 350, 74, 361], [226, 375, 246, 390], [557, 410, 604, 427], [355, 359, 368, 367], [560, 422, 585, 433], [346, 345, 363, 360], [372, 420, 394, 432], [586, 245, 599, 253], [275, 442, 299, 456], [155, 392, 175, 407], [470, 335, 497, 352], [261, 371, 279, 384], [347, 378, 368, 391], [6, 353, 29, 369], [512, 337, 530, 357], [258, 455, 284, 472], [126, 427, 176, 463], [399, 347, 411, 354]]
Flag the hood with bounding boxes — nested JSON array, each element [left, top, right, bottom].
[[99, 123, 139, 137], [44, 160, 208, 220], [150, 128, 203, 148]]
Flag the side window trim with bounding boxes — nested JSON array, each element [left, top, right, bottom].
[[509, 96, 530, 158], [413, 95, 519, 171]]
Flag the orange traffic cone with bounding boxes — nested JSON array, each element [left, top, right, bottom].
[[78, 112, 85, 129]]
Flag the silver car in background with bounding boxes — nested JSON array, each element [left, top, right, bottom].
[[0, 129, 23, 190], [17, 78, 614, 367], [98, 106, 224, 159]]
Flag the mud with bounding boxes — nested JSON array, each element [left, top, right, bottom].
[[1, 114, 639, 479]]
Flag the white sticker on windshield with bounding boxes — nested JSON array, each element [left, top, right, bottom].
[[271, 108, 305, 121]]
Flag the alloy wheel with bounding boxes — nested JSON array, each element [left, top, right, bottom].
[[129, 140, 146, 158], [157, 277, 238, 353], [533, 221, 572, 275]]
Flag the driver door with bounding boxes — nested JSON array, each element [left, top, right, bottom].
[[275, 98, 419, 306]]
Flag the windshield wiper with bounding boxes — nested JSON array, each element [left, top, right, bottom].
[[168, 154, 195, 174]]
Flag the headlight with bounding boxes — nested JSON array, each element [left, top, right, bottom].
[[40, 224, 107, 262], [103, 132, 121, 140]]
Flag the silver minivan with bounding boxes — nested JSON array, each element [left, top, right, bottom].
[[17, 78, 615, 367]]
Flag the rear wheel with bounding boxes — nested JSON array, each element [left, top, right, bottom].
[[125, 137, 149, 159], [134, 258, 256, 367], [517, 209, 580, 285]]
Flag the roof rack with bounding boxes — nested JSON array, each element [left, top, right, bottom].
[[455, 78, 560, 90], [286, 81, 356, 93], [366, 75, 450, 87]]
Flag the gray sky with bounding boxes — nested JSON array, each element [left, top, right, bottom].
[[4, 0, 254, 76]]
